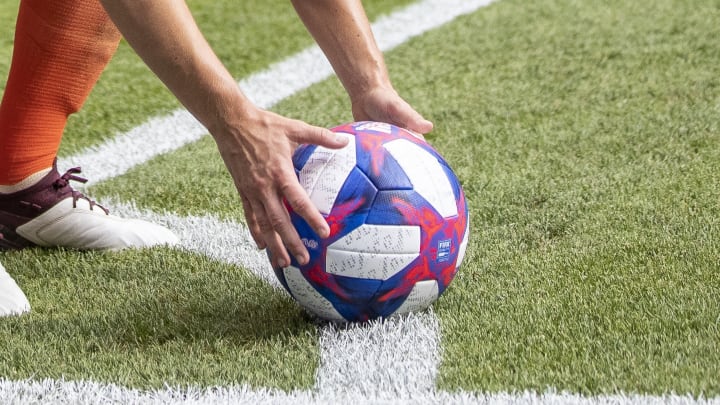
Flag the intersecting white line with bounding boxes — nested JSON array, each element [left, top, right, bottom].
[[56, 1, 502, 402], [10, 0, 718, 403]]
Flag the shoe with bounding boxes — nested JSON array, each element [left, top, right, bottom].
[[0, 161, 179, 251], [0, 261, 30, 316]]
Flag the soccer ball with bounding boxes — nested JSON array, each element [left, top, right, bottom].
[[274, 121, 469, 323]]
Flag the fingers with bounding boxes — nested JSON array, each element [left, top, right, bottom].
[[288, 123, 349, 150], [241, 195, 265, 249], [251, 193, 306, 269], [246, 169, 328, 269], [281, 179, 330, 239]]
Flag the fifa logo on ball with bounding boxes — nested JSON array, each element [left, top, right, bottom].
[[437, 239, 452, 263]]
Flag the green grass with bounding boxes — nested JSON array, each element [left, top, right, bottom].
[[2, 0, 720, 397], [0, 248, 317, 390], [409, 0, 720, 395]]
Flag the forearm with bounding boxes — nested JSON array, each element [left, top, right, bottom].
[[99, 0, 252, 136], [290, 0, 392, 99]]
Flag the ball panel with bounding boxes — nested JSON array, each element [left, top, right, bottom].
[[361, 150, 413, 191], [327, 223, 421, 254], [283, 266, 347, 322], [383, 139, 458, 218], [326, 247, 420, 280], [365, 189, 436, 226], [298, 133, 356, 215], [292, 143, 319, 172], [456, 214, 470, 270], [393, 280, 439, 316]]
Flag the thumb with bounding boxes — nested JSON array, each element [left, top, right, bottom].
[[393, 103, 434, 135], [406, 117, 434, 135]]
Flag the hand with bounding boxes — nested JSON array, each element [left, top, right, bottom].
[[351, 86, 434, 136], [213, 107, 348, 269]]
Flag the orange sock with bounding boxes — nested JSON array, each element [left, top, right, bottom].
[[0, 0, 121, 185]]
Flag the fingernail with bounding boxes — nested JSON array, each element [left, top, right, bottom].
[[277, 258, 287, 268], [297, 254, 309, 266], [335, 133, 349, 144]]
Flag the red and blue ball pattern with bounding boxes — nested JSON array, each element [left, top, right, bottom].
[[274, 121, 469, 323]]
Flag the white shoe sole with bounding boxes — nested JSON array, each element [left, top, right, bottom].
[[0, 262, 31, 317]]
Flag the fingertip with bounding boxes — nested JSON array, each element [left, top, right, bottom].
[[413, 118, 433, 135], [333, 132, 350, 146], [296, 252, 310, 266], [423, 119, 434, 132], [312, 219, 331, 239]]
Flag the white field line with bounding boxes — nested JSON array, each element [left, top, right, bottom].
[[2, 380, 719, 405], [58, 0, 498, 187], [57, 0, 498, 400], [4, 203, 719, 404], [106, 202, 442, 399], [10, 0, 716, 403]]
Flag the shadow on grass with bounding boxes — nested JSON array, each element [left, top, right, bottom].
[[0, 247, 317, 389]]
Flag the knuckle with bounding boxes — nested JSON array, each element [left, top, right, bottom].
[[267, 213, 286, 229], [255, 216, 273, 232], [287, 194, 310, 213]]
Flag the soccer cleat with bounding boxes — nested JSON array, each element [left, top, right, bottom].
[[0, 262, 30, 317], [0, 162, 179, 251]]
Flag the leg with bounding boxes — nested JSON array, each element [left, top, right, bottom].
[[0, 0, 121, 185], [0, 0, 178, 250]]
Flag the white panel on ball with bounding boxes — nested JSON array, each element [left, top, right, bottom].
[[393, 280, 439, 316], [383, 139, 457, 218], [283, 266, 346, 322], [456, 215, 470, 269], [298, 133, 356, 215], [326, 249, 419, 280], [326, 224, 421, 280]]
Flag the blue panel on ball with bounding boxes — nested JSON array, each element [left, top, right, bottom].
[[333, 167, 377, 209], [333, 275, 382, 301], [317, 276, 382, 323], [324, 167, 377, 242], [369, 290, 410, 318], [288, 213, 324, 265], [362, 151, 413, 191], [292, 143, 319, 171], [365, 189, 436, 226]]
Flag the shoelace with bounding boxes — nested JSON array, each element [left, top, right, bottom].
[[53, 167, 110, 215]]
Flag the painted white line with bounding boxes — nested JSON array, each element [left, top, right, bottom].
[[16, 0, 717, 403], [315, 312, 441, 399], [106, 201, 444, 400], [106, 201, 280, 288], [108, 202, 443, 398], [59, 0, 497, 187], [2, 378, 719, 405]]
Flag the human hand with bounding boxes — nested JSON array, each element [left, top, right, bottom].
[[351, 86, 434, 136], [213, 108, 348, 269]]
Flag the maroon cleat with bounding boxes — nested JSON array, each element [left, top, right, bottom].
[[0, 162, 178, 251]]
